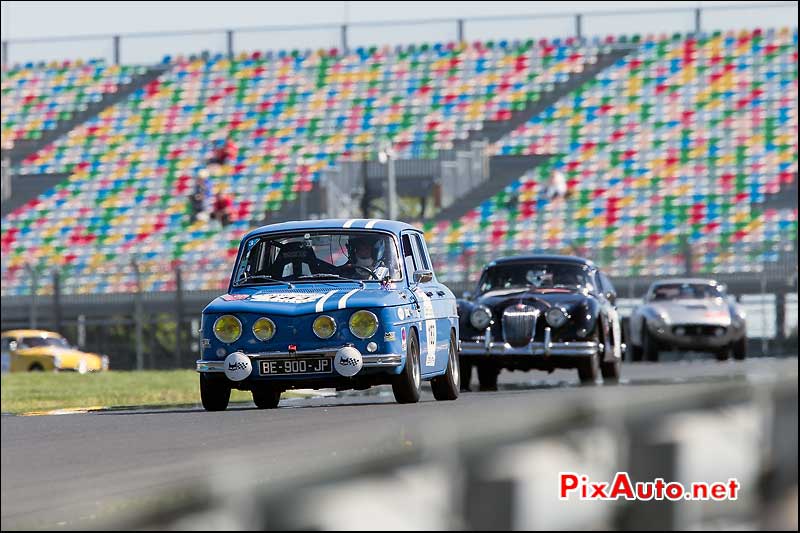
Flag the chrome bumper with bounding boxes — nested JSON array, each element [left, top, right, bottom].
[[196, 349, 402, 374], [459, 326, 601, 357]]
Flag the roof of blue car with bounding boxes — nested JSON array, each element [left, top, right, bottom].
[[244, 218, 420, 239]]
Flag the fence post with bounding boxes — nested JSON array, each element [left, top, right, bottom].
[[694, 8, 701, 35], [133, 260, 144, 370], [113, 35, 121, 65], [616, 423, 681, 529], [227, 30, 234, 60], [340, 24, 348, 54], [78, 314, 86, 348], [26, 264, 38, 329], [774, 291, 786, 345], [457, 19, 465, 43], [575, 14, 583, 41], [53, 269, 62, 335], [761, 273, 768, 356], [175, 264, 184, 369]]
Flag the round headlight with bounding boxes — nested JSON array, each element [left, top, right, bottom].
[[349, 310, 378, 339], [252, 317, 276, 341], [313, 315, 337, 339], [214, 315, 242, 343], [545, 308, 568, 328], [470, 305, 492, 330]]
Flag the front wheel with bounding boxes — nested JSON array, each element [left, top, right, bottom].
[[431, 331, 460, 401], [578, 352, 600, 385], [252, 387, 281, 409], [200, 374, 231, 411], [642, 324, 660, 362], [630, 343, 643, 362], [392, 328, 421, 404], [458, 358, 473, 392], [732, 335, 747, 360], [714, 347, 731, 361], [476, 364, 499, 391]]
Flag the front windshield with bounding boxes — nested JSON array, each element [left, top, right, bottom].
[[20, 337, 69, 349], [650, 283, 725, 301], [478, 263, 596, 293], [233, 231, 403, 286]]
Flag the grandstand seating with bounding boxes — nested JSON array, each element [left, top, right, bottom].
[[425, 28, 798, 281], [1, 38, 603, 295], [1, 28, 797, 295], [2, 59, 146, 150]]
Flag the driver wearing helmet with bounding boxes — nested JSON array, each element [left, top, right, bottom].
[[344, 234, 385, 279], [525, 268, 553, 289]]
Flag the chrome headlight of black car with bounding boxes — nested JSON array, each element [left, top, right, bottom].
[[545, 308, 568, 328], [469, 305, 492, 330]]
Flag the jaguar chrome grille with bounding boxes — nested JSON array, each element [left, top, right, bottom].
[[502, 304, 538, 348]]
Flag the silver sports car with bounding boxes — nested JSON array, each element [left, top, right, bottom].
[[628, 279, 747, 362]]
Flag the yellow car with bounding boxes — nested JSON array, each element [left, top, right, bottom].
[[0, 330, 109, 373]]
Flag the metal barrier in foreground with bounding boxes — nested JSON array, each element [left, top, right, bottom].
[[95, 372, 798, 531]]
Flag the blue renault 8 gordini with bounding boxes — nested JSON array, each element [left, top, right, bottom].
[[196, 219, 460, 410]]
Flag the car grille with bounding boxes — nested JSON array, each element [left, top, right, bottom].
[[502, 304, 538, 348], [672, 325, 726, 336]]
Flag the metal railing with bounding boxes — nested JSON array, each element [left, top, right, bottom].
[[1, 2, 796, 66], [94, 369, 798, 530]]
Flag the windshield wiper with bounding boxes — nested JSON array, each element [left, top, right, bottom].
[[234, 275, 295, 289], [296, 274, 365, 288]]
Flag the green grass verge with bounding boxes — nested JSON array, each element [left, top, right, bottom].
[[0, 370, 255, 414]]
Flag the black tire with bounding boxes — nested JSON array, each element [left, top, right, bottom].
[[732, 335, 747, 360], [252, 387, 281, 409], [200, 373, 231, 411], [431, 331, 460, 401], [714, 347, 731, 361], [392, 328, 421, 404], [578, 350, 600, 385], [642, 323, 659, 362], [597, 328, 621, 384], [28, 363, 44, 372], [477, 364, 499, 391], [630, 343, 644, 362], [459, 358, 473, 392]]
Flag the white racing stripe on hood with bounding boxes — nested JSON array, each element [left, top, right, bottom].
[[365, 219, 378, 229], [337, 288, 360, 309], [343, 219, 357, 228], [315, 290, 338, 313]]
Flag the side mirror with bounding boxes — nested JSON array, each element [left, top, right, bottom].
[[462, 290, 473, 301], [605, 292, 617, 305], [413, 269, 433, 284]]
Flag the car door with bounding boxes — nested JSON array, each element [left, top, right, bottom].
[[597, 271, 622, 362], [411, 232, 454, 372], [401, 231, 443, 376]]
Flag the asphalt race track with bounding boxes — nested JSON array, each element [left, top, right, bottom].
[[2, 356, 797, 530]]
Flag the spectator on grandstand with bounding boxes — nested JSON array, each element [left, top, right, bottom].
[[207, 135, 238, 167], [189, 169, 211, 223], [544, 170, 568, 202], [210, 186, 234, 227]]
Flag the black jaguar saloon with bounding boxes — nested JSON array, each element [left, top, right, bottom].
[[457, 255, 624, 389]]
